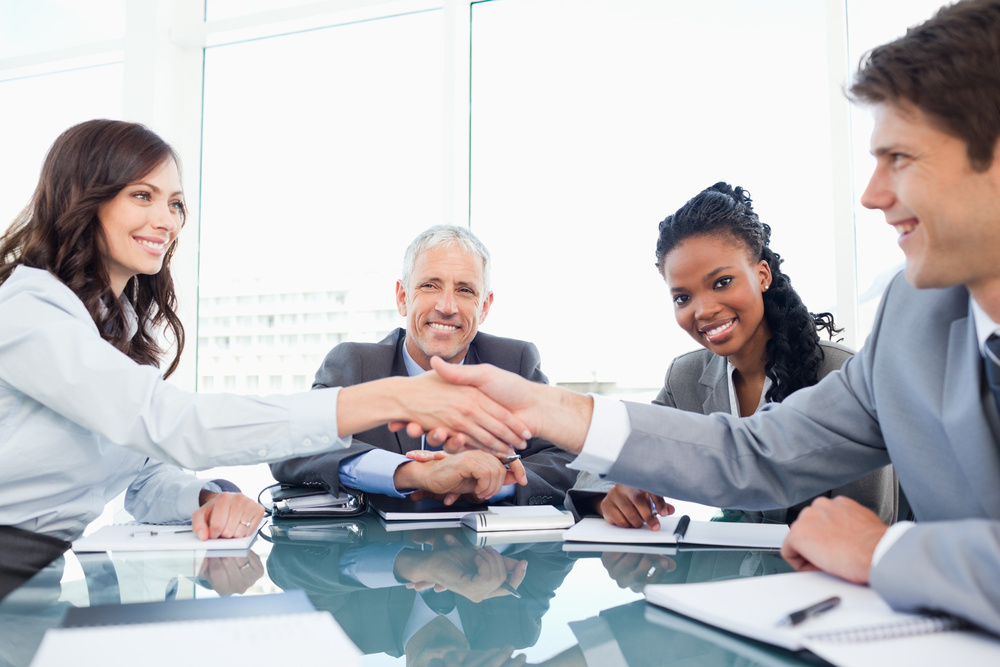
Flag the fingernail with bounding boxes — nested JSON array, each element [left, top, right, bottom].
[[521, 431, 532, 440]]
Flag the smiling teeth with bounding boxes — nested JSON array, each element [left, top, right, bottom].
[[136, 239, 166, 249], [429, 323, 458, 331], [704, 321, 734, 336], [894, 223, 916, 235]]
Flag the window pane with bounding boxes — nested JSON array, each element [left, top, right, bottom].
[[0, 0, 124, 58], [205, 0, 317, 21], [0, 64, 123, 228], [471, 0, 836, 394], [198, 10, 441, 391], [846, 0, 950, 335]]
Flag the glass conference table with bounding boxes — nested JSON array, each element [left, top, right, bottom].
[[0, 513, 830, 667]]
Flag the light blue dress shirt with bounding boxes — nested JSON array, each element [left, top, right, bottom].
[[338, 341, 515, 501], [0, 266, 351, 539]]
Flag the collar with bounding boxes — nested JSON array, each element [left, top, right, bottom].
[[725, 359, 773, 417], [400, 337, 467, 377], [970, 295, 1000, 356]]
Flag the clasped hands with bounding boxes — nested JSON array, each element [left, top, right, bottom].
[[396, 449, 527, 505], [394, 533, 528, 603], [390, 356, 591, 456]]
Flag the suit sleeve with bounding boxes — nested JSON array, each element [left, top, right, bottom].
[[270, 343, 380, 493], [509, 341, 579, 506], [871, 520, 1000, 635], [603, 310, 891, 512]]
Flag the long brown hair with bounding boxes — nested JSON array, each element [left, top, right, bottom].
[[0, 119, 186, 377]]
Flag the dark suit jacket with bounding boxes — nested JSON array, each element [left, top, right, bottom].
[[270, 328, 577, 505], [604, 274, 1000, 634]]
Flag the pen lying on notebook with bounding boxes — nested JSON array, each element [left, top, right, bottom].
[[776, 596, 841, 627], [129, 529, 194, 538]]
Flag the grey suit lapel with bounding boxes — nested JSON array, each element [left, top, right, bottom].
[[941, 311, 1000, 515], [699, 354, 731, 415]]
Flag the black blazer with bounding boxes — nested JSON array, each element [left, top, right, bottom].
[[270, 328, 577, 505]]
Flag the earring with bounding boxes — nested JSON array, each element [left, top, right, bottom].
[[763, 284, 770, 292]]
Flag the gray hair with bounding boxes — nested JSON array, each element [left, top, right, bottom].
[[401, 225, 492, 294]]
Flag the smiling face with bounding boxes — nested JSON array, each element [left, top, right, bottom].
[[396, 244, 493, 370], [662, 233, 772, 364], [861, 102, 1000, 299], [97, 159, 184, 296]]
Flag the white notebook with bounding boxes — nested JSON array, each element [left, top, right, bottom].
[[643, 571, 1000, 666], [72, 519, 266, 553], [564, 516, 788, 550], [30, 612, 360, 667]]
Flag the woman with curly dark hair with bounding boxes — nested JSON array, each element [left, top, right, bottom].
[[0, 120, 529, 541], [570, 182, 896, 527]]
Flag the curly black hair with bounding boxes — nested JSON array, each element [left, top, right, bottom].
[[654, 182, 841, 403]]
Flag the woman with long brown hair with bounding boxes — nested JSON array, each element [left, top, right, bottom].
[[0, 119, 528, 541]]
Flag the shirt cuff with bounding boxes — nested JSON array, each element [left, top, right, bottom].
[[872, 520, 914, 567], [489, 484, 516, 503], [568, 394, 630, 475], [287, 386, 352, 457], [339, 449, 413, 498]]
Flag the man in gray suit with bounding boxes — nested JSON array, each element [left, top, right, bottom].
[[427, 0, 1000, 636], [271, 225, 576, 506]]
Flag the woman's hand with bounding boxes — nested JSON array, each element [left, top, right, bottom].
[[598, 484, 674, 530], [191, 491, 265, 540]]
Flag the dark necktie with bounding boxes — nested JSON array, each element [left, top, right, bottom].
[[985, 334, 1000, 415]]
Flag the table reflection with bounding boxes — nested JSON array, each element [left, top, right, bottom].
[[1, 512, 825, 667], [265, 515, 575, 664]]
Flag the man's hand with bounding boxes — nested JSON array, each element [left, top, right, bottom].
[[394, 450, 528, 505], [598, 484, 674, 530], [191, 491, 265, 541], [780, 496, 888, 584], [393, 357, 593, 455], [340, 370, 533, 453]]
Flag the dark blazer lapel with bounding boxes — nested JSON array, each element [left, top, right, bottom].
[[942, 311, 1000, 515], [391, 333, 424, 454], [700, 354, 731, 415], [464, 338, 481, 366]]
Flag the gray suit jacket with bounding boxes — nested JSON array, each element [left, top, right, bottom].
[[568, 341, 897, 524], [602, 273, 1000, 634], [270, 328, 576, 505]]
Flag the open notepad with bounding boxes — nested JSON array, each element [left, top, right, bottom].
[[644, 571, 1000, 666], [563, 516, 788, 551]]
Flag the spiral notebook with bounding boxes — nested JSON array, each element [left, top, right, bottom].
[[644, 571, 1000, 666]]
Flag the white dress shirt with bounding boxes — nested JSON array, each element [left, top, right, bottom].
[[0, 266, 350, 539]]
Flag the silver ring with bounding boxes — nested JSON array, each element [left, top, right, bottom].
[[241, 520, 252, 527]]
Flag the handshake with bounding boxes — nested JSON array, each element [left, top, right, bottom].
[[382, 356, 592, 458]]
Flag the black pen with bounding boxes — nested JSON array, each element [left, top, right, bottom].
[[500, 454, 521, 470], [672, 515, 691, 540], [776, 596, 841, 627], [129, 529, 193, 537]]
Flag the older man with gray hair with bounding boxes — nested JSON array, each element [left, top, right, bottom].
[[271, 225, 576, 506]]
